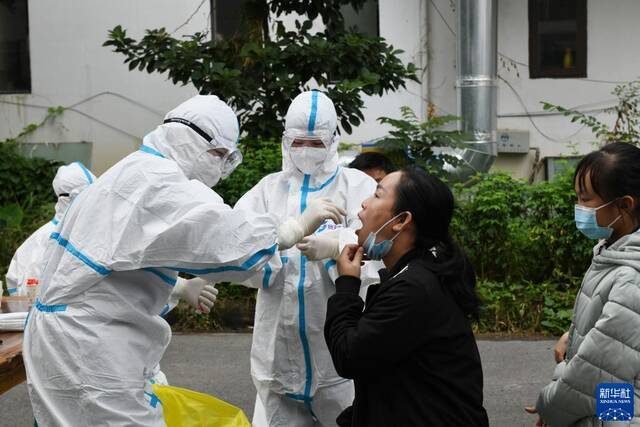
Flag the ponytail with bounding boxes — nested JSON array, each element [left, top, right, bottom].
[[394, 167, 481, 319]]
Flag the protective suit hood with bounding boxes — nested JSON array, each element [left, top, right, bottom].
[[143, 95, 240, 187], [282, 90, 339, 179], [52, 162, 95, 222], [52, 162, 95, 197]]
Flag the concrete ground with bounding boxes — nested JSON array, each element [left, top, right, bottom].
[[0, 334, 557, 426]]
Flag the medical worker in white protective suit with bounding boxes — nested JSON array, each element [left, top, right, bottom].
[[235, 90, 381, 426], [6, 162, 95, 296], [23, 94, 345, 426]]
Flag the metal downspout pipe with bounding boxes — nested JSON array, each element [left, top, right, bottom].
[[448, 0, 498, 181]]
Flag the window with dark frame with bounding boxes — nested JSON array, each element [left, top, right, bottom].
[[528, 0, 587, 79], [210, 0, 380, 40], [210, 0, 251, 41], [341, 0, 379, 37], [0, 0, 31, 93]]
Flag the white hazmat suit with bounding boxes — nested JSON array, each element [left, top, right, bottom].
[[5, 162, 95, 296], [235, 91, 380, 426], [23, 95, 340, 426]]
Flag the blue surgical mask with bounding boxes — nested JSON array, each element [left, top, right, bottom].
[[574, 200, 621, 240], [363, 212, 407, 260]]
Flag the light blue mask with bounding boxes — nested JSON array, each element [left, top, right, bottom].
[[363, 212, 407, 260], [574, 201, 621, 240]]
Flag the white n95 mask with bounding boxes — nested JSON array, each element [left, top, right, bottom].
[[55, 196, 71, 219], [191, 152, 224, 188], [289, 147, 328, 175]]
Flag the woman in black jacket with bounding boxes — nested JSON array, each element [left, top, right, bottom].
[[324, 166, 489, 427]]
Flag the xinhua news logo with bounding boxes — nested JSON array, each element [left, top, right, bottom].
[[596, 383, 634, 422]]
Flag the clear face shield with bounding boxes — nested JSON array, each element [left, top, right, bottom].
[[282, 129, 336, 175], [282, 129, 334, 148], [163, 117, 243, 181], [204, 147, 243, 179], [219, 148, 243, 179]]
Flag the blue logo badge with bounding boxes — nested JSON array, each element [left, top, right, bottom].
[[596, 383, 634, 422]]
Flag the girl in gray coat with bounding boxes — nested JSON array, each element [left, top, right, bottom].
[[530, 142, 640, 426]]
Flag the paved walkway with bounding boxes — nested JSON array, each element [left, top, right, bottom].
[[1, 334, 557, 426]]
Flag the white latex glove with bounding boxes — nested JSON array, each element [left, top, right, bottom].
[[171, 277, 218, 314], [277, 197, 346, 250], [297, 233, 340, 260]]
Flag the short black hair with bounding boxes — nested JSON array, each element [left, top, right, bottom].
[[574, 142, 640, 221], [348, 152, 395, 174]]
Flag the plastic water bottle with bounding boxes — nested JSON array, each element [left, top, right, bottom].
[[25, 278, 39, 304]]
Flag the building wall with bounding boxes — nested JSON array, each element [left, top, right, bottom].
[[318, 0, 639, 180], [0, 0, 209, 174], [2, 0, 636, 178], [342, 0, 428, 145], [276, 0, 428, 146], [426, 0, 639, 179]]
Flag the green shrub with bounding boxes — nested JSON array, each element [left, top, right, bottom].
[[215, 139, 282, 206], [451, 169, 592, 285], [168, 293, 257, 332], [0, 142, 59, 291], [476, 280, 577, 335], [0, 141, 59, 206]]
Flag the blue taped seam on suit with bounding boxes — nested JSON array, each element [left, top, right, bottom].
[[285, 392, 317, 418], [73, 161, 94, 184], [144, 268, 177, 287], [286, 393, 309, 401], [297, 176, 314, 404], [300, 174, 311, 213], [35, 298, 67, 313], [139, 145, 166, 158], [159, 304, 171, 317], [307, 167, 340, 193], [144, 391, 162, 408], [166, 244, 278, 275], [24, 308, 31, 327], [50, 232, 111, 276], [291, 162, 343, 404], [307, 90, 319, 134], [296, 255, 314, 404], [262, 263, 272, 289]]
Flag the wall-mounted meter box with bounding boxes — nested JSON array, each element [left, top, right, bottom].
[[497, 129, 529, 154]]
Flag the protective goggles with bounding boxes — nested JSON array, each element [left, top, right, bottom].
[[282, 129, 335, 148], [164, 117, 243, 178], [220, 149, 242, 179]]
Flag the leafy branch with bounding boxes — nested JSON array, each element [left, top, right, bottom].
[[377, 106, 466, 175], [542, 80, 640, 145], [103, 0, 418, 140]]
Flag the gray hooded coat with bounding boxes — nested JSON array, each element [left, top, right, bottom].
[[536, 230, 640, 426]]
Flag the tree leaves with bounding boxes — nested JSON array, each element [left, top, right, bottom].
[[103, 1, 418, 141], [543, 80, 640, 145], [377, 106, 466, 176]]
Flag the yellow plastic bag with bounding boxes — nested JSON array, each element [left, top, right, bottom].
[[152, 384, 251, 427]]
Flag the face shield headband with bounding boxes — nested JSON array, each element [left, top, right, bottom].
[[163, 117, 243, 178]]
